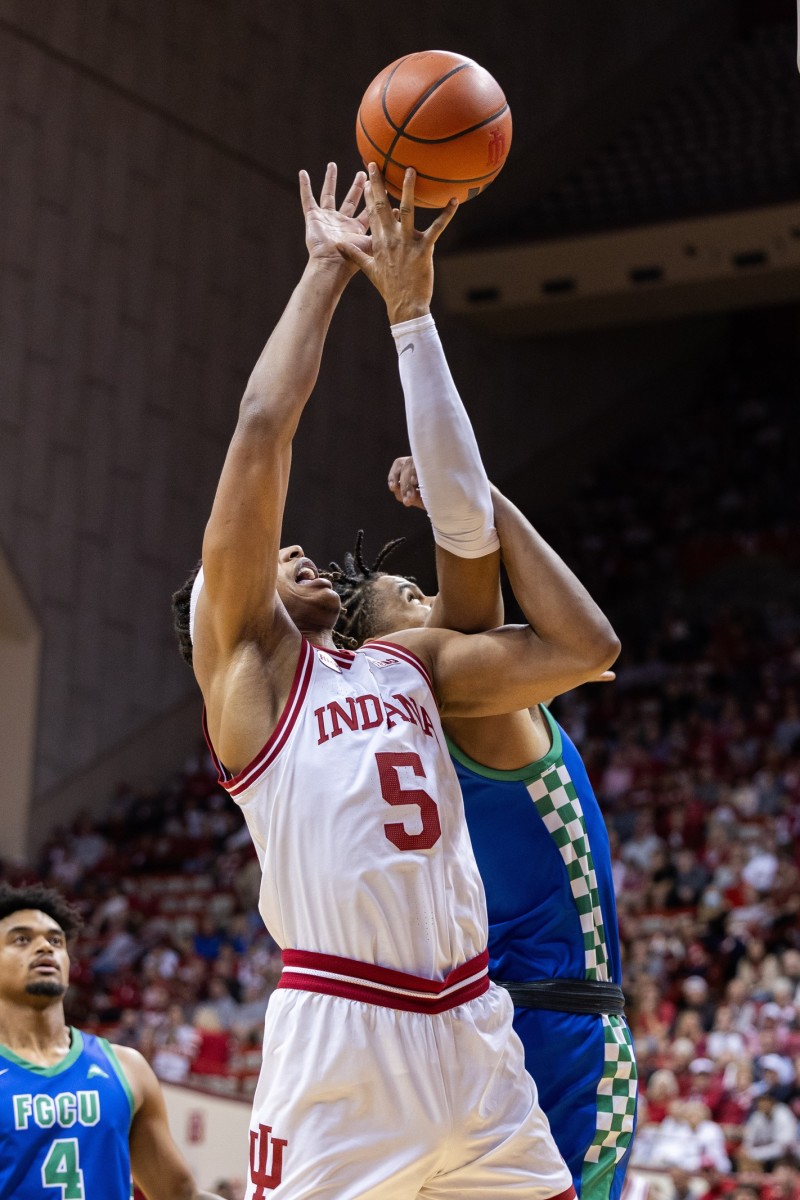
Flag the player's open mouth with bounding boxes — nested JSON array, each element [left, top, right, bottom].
[[295, 559, 332, 587]]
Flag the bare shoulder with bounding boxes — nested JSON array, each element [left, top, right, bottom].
[[109, 1044, 153, 1110], [203, 618, 304, 774], [366, 624, 454, 669]]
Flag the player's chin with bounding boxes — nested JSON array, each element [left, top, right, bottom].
[[25, 980, 67, 998], [292, 588, 341, 627]]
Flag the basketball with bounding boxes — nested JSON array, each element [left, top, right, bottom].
[[356, 50, 512, 209]]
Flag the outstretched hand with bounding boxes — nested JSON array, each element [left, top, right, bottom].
[[299, 163, 370, 275], [336, 163, 458, 323]]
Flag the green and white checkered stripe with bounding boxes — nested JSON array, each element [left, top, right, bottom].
[[581, 1016, 638, 1199], [527, 760, 609, 980]]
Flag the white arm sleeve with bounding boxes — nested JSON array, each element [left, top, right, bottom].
[[391, 313, 499, 559]]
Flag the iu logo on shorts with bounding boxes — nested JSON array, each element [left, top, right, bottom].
[[487, 127, 505, 166], [249, 1124, 288, 1196]]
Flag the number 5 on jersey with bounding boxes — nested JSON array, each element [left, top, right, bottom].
[[376, 752, 442, 851]]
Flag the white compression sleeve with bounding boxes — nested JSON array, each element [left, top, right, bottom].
[[391, 314, 499, 559]]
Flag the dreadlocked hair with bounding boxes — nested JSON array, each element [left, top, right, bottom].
[[0, 883, 83, 939], [171, 559, 202, 667], [325, 530, 408, 648]]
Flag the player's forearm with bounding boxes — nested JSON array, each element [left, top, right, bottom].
[[240, 258, 351, 435], [491, 486, 620, 673], [392, 315, 499, 562], [429, 544, 504, 633]]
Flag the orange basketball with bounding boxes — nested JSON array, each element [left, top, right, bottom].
[[356, 50, 512, 209]]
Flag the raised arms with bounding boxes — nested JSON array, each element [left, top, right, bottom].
[[194, 165, 368, 770], [340, 165, 619, 721]]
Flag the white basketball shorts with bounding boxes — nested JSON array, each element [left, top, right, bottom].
[[244, 953, 575, 1200]]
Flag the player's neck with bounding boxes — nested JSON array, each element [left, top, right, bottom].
[[0, 999, 71, 1066], [301, 628, 338, 651]]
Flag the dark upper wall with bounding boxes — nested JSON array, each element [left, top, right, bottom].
[[0, 0, 727, 809]]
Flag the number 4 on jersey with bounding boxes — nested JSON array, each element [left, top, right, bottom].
[[42, 1138, 85, 1199]]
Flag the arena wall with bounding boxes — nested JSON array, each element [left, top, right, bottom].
[[0, 0, 728, 848]]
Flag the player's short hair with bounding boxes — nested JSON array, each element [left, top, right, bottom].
[[0, 884, 83, 938], [326, 530, 408, 647], [172, 559, 203, 666]]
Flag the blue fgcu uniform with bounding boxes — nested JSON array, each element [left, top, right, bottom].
[[0, 1028, 134, 1200], [449, 706, 637, 1200]]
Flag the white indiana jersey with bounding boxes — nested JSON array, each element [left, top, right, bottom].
[[207, 637, 488, 979]]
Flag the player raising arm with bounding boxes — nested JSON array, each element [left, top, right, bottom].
[[172, 163, 588, 1199], [334, 164, 636, 1200]]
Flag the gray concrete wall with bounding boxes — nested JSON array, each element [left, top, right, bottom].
[[0, 0, 727, 844]]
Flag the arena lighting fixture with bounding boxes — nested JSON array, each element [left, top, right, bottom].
[[439, 202, 800, 336]]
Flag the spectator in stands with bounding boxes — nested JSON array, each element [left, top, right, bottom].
[[737, 1092, 798, 1173], [756, 1054, 796, 1104], [680, 976, 717, 1033], [92, 914, 139, 976], [706, 1006, 749, 1065], [150, 1003, 199, 1085], [205, 977, 240, 1030], [188, 1007, 229, 1080], [633, 1099, 731, 1173], [645, 1069, 681, 1123], [736, 938, 782, 998], [229, 979, 272, 1042], [686, 1059, 726, 1115], [762, 1160, 800, 1200], [192, 914, 222, 962]]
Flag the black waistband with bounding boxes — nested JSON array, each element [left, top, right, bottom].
[[493, 978, 626, 1015]]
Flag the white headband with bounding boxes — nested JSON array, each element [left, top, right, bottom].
[[189, 566, 205, 644]]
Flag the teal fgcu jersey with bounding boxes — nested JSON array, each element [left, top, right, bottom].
[[0, 1029, 134, 1200], [449, 706, 637, 1200]]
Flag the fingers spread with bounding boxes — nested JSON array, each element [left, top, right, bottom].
[[319, 161, 338, 209], [398, 168, 416, 233], [426, 197, 458, 243], [298, 169, 315, 213], [341, 170, 367, 217]]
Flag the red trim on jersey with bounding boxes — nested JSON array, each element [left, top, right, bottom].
[[205, 638, 315, 797], [547, 1188, 577, 1200], [278, 948, 489, 1013], [317, 646, 355, 670], [202, 708, 231, 782], [361, 639, 436, 699]]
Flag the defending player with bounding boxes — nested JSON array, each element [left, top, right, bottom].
[[0, 883, 223, 1200], [333, 167, 637, 1200], [172, 162, 618, 1199]]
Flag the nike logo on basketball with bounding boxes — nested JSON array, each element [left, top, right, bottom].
[[399, 343, 415, 356]]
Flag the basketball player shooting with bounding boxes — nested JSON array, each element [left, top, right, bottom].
[[173, 161, 612, 1198], [334, 163, 637, 1200]]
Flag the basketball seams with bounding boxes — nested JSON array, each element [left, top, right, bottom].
[[383, 62, 473, 135], [356, 117, 504, 188], [380, 105, 511, 148], [356, 50, 511, 207]]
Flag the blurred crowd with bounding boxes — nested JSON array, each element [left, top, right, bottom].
[[1, 339, 798, 1193]]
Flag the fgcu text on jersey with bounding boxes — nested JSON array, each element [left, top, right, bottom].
[[0, 1029, 134, 1200]]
